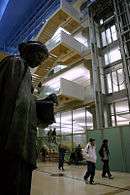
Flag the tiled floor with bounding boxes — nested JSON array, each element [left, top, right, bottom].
[[31, 162, 130, 195]]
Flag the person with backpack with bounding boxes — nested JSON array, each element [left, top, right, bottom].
[[99, 139, 113, 179], [83, 138, 97, 184]]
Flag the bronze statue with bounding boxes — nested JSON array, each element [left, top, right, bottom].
[[0, 41, 49, 195]]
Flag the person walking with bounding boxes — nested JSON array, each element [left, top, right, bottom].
[[83, 138, 97, 184], [99, 139, 113, 179], [58, 144, 66, 171]]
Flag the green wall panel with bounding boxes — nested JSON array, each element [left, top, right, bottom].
[[103, 127, 125, 172], [87, 126, 130, 172], [121, 126, 130, 172], [61, 125, 130, 172]]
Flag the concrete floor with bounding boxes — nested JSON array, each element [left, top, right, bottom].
[[31, 162, 130, 195]]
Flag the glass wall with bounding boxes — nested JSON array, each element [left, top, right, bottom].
[[110, 100, 130, 126], [73, 134, 86, 148], [106, 67, 126, 93], [104, 47, 121, 65], [99, 15, 129, 128], [101, 20, 122, 66], [44, 107, 93, 136], [101, 25, 117, 47], [61, 111, 72, 135], [73, 108, 86, 134], [40, 107, 93, 148]]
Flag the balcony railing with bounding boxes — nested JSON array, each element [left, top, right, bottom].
[[46, 30, 90, 55], [38, 78, 94, 103]]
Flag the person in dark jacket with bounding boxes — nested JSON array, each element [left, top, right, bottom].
[[58, 144, 66, 171], [75, 144, 83, 165], [99, 139, 113, 179], [0, 41, 49, 195], [52, 128, 57, 143]]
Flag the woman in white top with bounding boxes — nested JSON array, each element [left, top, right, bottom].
[[84, 138, 97, 184]]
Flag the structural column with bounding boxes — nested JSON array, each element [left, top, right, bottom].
[[88, 9, 105, 129], [113, 0, 130, 109]]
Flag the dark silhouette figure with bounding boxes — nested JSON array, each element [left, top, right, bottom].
[[40, 146, 47, 162], [69, 150, 76, 165], [58, 144, 66, 171], [99, 139, 113, 179], [52, 128, 57, 143], [36, 93, 58, 129], [0, 41, 49, 195], [75, 144, 83, 165], [47, 129, 53, 142]]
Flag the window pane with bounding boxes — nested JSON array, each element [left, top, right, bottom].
[[104, 47, 121, 65], [117, 69, 125, 90], [54, 113, 61, 135], [101, 31, 107, 46], [110, 104, 114, 114], [110, 101, 130, 127], [104, 53, 109, 65], [61, 111, 72, 135], [116, 116, 129, 126], [109, 47, 121, 64], [72, 108, 93, 132], [111, 25, 117, 41], [112, 71, 118, 92], [111, 116, 116, 126], [86, 111, 93, 129], [106, 28, 112, 44], [73, 134, 86, 147], [107, 74, 112, 93], [73, 108, 85, 134], [62, 135, 72, 145], [115, 100, 129, 114], [115, 100, 130, 126]]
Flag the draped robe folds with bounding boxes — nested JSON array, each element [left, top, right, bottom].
[[0, 56, 37, 195]]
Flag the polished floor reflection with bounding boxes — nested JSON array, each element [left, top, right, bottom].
[[31, 162, 130, 195]]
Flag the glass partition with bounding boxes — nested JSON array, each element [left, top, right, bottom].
[[61, 111, 72, 135], [110, 100, 130, 126], [73, 108, 86, 134], [106, 68, 125, 94], [73, 134, 86, 148]]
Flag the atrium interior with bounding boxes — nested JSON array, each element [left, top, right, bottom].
[[0, 0, 130, 194]]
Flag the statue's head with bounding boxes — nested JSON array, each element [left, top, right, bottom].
[[18, 41, 49, 68]]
